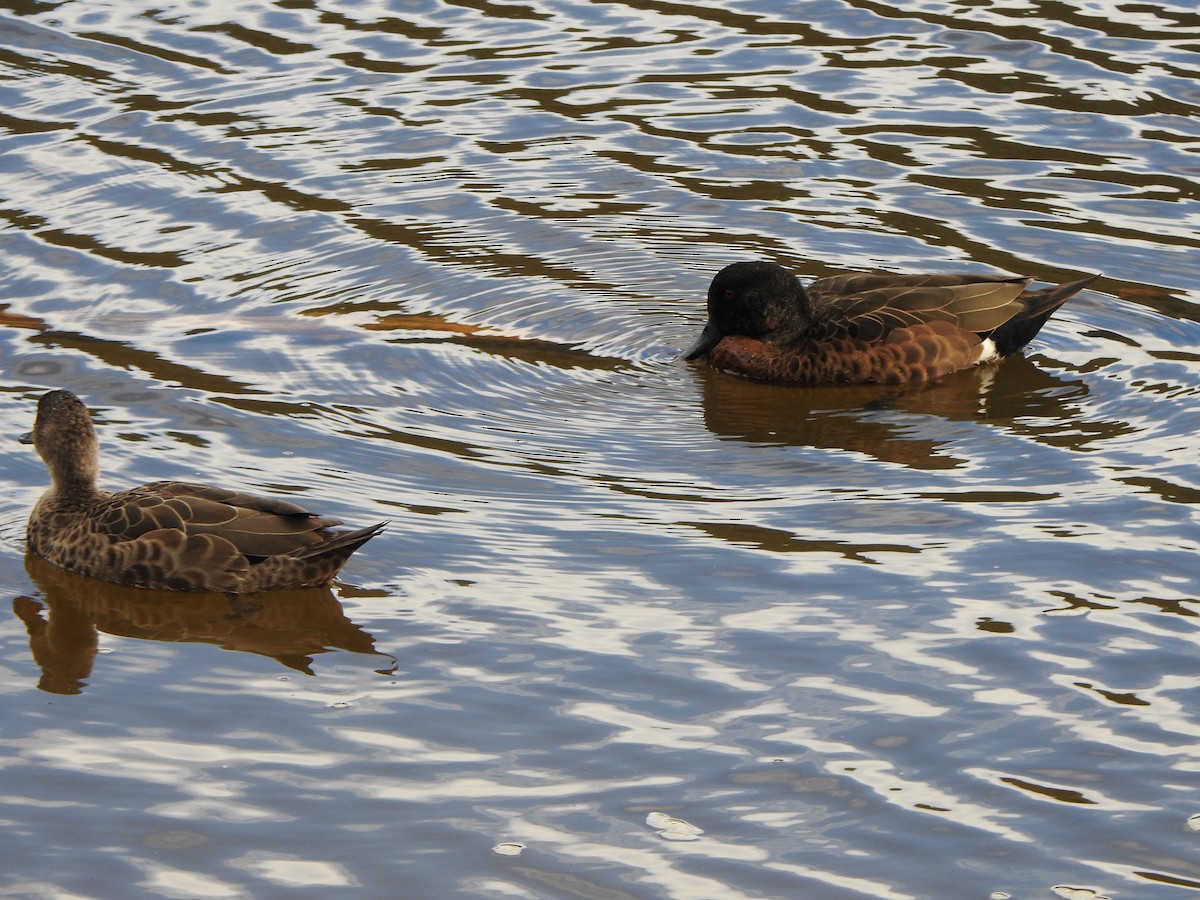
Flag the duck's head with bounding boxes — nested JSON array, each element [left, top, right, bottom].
[[27, 390, 101, 493], [683, 261, 807, 360]]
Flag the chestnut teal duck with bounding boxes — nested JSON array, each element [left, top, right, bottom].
[[24, 390, 384, 592], [684, 261, 1099, 385]]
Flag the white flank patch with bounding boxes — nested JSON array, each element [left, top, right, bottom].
[[976, 337, 999, 365]]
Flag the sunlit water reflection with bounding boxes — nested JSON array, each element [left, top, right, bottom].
[[2, 1, 1199, 897]]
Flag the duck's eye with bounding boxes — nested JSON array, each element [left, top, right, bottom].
[[723, 289, 736, 301]]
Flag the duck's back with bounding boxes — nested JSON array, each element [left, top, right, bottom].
[[805, 273, 1031, 343]]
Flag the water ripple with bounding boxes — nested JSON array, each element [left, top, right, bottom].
[[2, 1, 1200, 897]]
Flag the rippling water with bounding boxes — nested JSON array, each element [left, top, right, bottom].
[[2, 1, 1199, 897]]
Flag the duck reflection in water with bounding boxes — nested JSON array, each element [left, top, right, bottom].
[[14, 553, 392, 695], [695, 351, 1092, 469]]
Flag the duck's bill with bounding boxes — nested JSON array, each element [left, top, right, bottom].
[[681, 322, 721, 361], [19, 431, 33, 445]]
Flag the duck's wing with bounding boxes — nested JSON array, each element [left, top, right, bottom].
[[93, 482, 343, 560], [806, 273, 1032, 343]]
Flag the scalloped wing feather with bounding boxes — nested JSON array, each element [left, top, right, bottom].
[[109, 482, 345, 559], [109, 528, 249, 592], [90, 492, 187, 537]]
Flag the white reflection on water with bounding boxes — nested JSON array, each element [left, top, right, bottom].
[[9, 729, 342, 785], [148, 799, 284, 825], [229, 854, 357, 888], [500, 813, 917, 900], [274, 770, 684, 804], [127, 861, 250, 900], [331, 726, 495, 762], [568, 702, 744, 755]]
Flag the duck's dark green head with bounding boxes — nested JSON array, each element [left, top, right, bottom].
[[683, 261, 808, 360]]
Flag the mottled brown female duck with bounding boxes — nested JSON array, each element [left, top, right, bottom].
[[684, 261, 1099, 385], [25, 390, 384, 592]]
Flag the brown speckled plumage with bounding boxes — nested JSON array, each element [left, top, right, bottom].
[[684, 261, 1099, 385], [25, 390, 384, 592]]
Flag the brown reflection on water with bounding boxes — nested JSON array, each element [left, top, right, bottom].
[[27, 329, 261, 396], [682, 520, 921, 563], [693, 352, 1090, 467], [0, 307, 49, 333], [14, 554, 386, 694], [360, 309, 631, 370]]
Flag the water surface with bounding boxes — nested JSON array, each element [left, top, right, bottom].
[[2, 1, 1199, 898]]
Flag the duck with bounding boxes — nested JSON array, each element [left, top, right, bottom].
[[24, 390, 384, 592], [683, 261, 1099, 385]]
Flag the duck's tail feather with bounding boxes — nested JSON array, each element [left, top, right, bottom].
[[242, 522, 387, 592], [992, 274, 1100, 356]]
